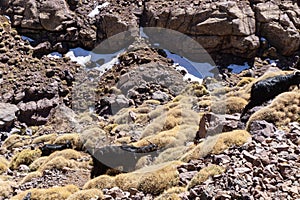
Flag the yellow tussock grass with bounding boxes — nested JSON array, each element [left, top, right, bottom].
[[155, 187, 186, 200], [2, 134, 31, 150], [0, 156, 9, 174], [11, 185, 78, 200], [0, 180, 14, 199], [20, 171, 42, 184], [188, 164, 225, 189], [66, 189, 104, 200], [54, 133, 83, 150], [32, 134, 58, 144], [180, 130, 251, 161], [9, 149, 42, 170], [247, 91, 300, 129], [83, 175, 116, 190]]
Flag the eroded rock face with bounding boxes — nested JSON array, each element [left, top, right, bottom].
[[143, 0, 260, 58], [1, 0, 300, 60]]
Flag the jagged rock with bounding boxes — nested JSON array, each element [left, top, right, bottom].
[[17, 98, 58, 125], [255, 1, 300, 56], [0, 103, 19, 130]]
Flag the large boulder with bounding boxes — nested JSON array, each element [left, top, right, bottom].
[[0, 103, 19, 130], [254, 1, 300, 56]]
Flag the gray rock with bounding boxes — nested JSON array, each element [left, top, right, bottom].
[[0, 103, 19, 130]]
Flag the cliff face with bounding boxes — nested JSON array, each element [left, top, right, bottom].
[[1, 0, 299, 62]]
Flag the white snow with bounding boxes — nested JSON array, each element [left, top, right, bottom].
[[88, 2, 110, 18], [95, 57, 119, 76], [47, 52, 62, 59], [66, 51, 91, 66], [174, 64, 203, 84]]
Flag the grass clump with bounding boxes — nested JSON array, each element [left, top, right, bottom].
[[211, 130, 251, 154], [83, 175, 116, 190], [32, 134, 58, 144], [0, 180, 14, 199], [155, 187, 186, 200], [211, 96, 247, 114], [180, 130, 251, 162], [9, 149, 42, 170], [2, 134, 31, 150], [37, 149, 86, 172], [66, 189, 104, 200], [54, 133, 83, 150], [188, 164, 225, 189], [29, 157, 48, 171], [247, 91, 300, 129], [112, 161, 182, 195], [11, 185, 78, 200], [20, 171, 42, 184], [0, 156, 9, 174]]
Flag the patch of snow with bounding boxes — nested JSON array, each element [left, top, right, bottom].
[[174, 63, 203, 84], [267, 59, 277, 67], [70, 47, 90, 57], [88, 2, 110, 18], [21, 36, 35, 43], [260, 37, 267, 42], [227, 62, 250, 74], [95, 57, 119, 76], [66, 51, 91, 66], [139, 27, 149, 39], [47, 52, 62, 59]]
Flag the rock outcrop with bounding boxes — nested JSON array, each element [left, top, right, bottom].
[[1, 0, 299, 61], [0, 15, 79, 125]]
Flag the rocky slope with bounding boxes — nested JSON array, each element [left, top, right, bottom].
[[0, 0, 299, 200]]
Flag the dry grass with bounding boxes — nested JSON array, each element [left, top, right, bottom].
[[9, 149, 42, 170], [83, 175, 116, 190], [211, 96, 247, 114], [110, 161, 183, 195], [29, 157, 48, 171], [180, 130, 251, 161], [32, 134, 58, 144], [54, 133, 83, 150], [137, 161, 182, 195], [2, 134, 31, 150], [66, 189, 104, 200], [187, 164, 225, 189], [141, 104, 199, 138], [183, 83, 209, 97], [0, 156, 9, 174], [20, 171, 42, 184], [11, 185, 79, 200], [236, 77, 255, 87], [135, 125, 196, 149], [247, 91, 300, 129], [211, 130, 251, 154], [155, 187, 186, 200], [37, 149, 86, 172], [80, 126, 107, 148], [0, 180, 14, 199]]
